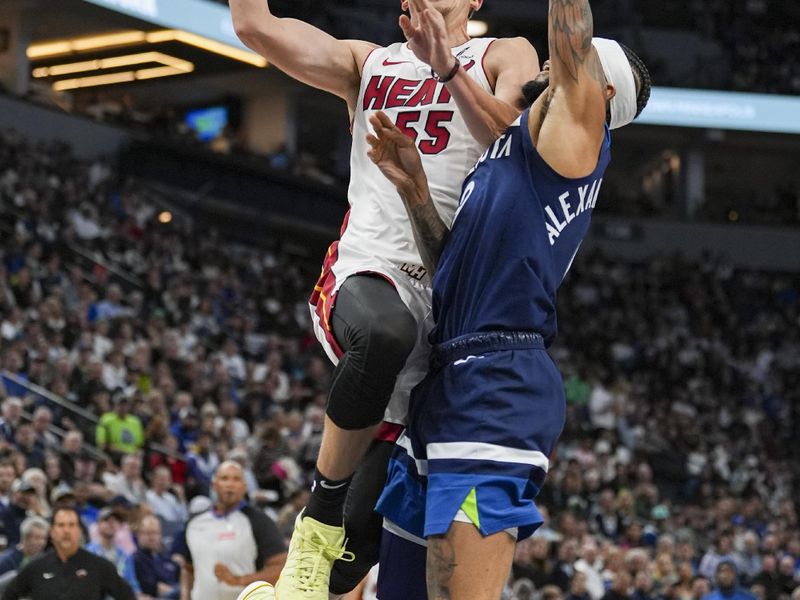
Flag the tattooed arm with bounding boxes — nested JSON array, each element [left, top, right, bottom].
[[397, 180, 449, 278], [548, 0, 595, 85], [530, 0, 609, 178], [366, 111, 449, 275]]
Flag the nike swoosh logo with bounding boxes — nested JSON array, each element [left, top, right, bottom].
[[453, 355, 485, 366], [43, 573, 55, 579], [319, 480, 349, 490], [383, 59, 413, 66]]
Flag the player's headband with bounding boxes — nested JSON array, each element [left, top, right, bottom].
[[591, 38, 637, 130]]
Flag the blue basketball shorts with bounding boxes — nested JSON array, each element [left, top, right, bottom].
[[375, 331, 566, 541], [376, 527, 428, 600]]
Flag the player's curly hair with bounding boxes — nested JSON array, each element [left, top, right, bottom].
[[618, 42, 652, 119]]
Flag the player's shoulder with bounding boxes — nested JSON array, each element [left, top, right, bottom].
[[484, 37, 539, 67], [343, 40, 384, 76]]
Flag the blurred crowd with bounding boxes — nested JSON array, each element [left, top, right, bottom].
[[687, 0, 800, 94], [0, 126, 798, 600]]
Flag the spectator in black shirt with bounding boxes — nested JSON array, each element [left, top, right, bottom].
[[631, 571, 657, 600], [513, 536, 553, 589], [133, 515, 179, 599], [551, 539, 579, 591], [752, 556, 781, 600], [58, 431, 83, 485], [602, 572, 632, 600], [0, 481, 37, 547], [567, 571, 593, 600], [14, 425, 44, 471], [2, 506, 135, 600], [0, 464, 15, 511]]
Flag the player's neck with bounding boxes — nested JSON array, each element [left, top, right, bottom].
[[444, 22, 471, 48]]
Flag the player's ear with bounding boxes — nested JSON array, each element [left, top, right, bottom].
[[401, 0, 409, 11], [471, 0, 484, 15], [605, 84, 616, 102]]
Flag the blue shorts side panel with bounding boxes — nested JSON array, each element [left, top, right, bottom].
[[377, 530, 427, 600]]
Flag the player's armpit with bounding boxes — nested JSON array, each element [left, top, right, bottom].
[[230, 0, 375, 107], [484, 37, 541, 110]]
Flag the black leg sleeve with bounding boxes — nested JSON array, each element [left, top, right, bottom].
[[325, 275, 417, 430]]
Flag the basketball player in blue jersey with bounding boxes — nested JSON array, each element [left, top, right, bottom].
[[364, 0, 652, 597]]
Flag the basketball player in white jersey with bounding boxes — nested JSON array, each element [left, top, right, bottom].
[[230, 0, 540, 597]]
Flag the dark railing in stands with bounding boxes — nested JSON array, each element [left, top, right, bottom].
[[66, 243, 143, 290], [20, 410, 109, 462], [1, 372, 183, 461], [0, 204, 141, 293]]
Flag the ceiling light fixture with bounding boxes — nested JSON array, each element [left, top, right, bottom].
[[33, 52, 193, 79], [27, 29, 266, 68], [52, 61, 195, 91], [53, 71, 136, 91], [27, 31, 147, 59], [145, 30, 267, 67]]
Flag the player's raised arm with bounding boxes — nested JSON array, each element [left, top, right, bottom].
[[230, 0, 376, 110], [401, 0, 539, 146], [366, 112, 448, 276], [544, 0, 607, 129], [531, 0, 616, 178]]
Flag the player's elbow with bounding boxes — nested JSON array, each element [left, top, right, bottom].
[[233, 18, 286, 60], [233, 20, 261, 50], [231, 11, 273, 50]]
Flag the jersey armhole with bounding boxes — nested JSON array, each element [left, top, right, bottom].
[[349, 45, 382, 133], [359, 46, 381, 76], [480, 38, 499, 93]]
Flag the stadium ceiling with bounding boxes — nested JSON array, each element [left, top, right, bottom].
[[24, 0, 266, 91]]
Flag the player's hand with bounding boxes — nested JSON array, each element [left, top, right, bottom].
[[367, 111, 426, 195], [399, 0, 453, 75], [214, 563, 239, 586]]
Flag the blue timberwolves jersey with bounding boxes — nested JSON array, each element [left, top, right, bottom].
[[431, 109, 612, 346]]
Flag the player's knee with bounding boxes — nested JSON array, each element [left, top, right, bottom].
[[326, 303, 417, 430], [365, 308, 417, 369], [342, 305, 416, 380]]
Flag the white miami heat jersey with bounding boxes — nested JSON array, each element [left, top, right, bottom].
[[344, 37, 497, 267]]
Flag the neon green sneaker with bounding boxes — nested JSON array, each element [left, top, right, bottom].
[[275, 513, 355, 599], [237, 581, 276, 600]]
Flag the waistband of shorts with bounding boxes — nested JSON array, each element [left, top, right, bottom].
[[431, 331, 545, 370]]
